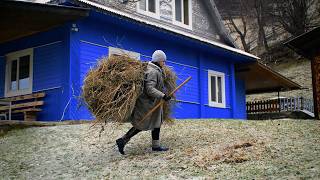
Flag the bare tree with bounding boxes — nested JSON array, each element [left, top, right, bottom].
[[253, 0, 269, 52], [270, 0, 320, 36], [224, 0, 255, 52]]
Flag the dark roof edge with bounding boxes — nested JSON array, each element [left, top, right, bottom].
[[205, 0, 238, 48], [284, 27, 320, 46], [3, 0, 90, 13]]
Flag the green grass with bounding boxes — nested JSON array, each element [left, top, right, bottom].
[[0, 119, 319, 179]]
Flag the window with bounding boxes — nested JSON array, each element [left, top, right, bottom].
[[109, 47, 140, 60], [173, 0, 192, 28], [208, 70, 225, 108], [5, 48, 33, 97], [137, 0, 160, 18], [137, 0, 192, 29]]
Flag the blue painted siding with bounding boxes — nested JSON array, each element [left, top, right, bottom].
[[33, 42, 65, 91], [0, 57, 5, 97], [0, 26, 70, 121], [234, 78, 247, 119], [33, 41, 69, 120], [79, 41, 108, 85], [173, 102, 200, 119], [71, 41, 109, 120], [167, 61, 200, 104], [199, 53, 233, 118]]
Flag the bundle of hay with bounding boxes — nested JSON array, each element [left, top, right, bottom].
[[82, 55, 177, 125], [162, 66, 177, 123]]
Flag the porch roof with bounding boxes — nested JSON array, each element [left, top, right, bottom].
[[284, 27, 320, 59], [0, 0, 89, 44], [236, 62, 302, 94]]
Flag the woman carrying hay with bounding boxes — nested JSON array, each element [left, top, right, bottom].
[[116, 50, 172, 155]]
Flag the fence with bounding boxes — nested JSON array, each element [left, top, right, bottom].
[[246, 97, 314, 114]]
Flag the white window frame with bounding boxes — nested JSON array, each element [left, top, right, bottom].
[[208, 70, 226, 108], [137, 0, 160, 19], [108, 47, 140, 60], [172, 0, 192, 29], [5, 48, 33, 97]]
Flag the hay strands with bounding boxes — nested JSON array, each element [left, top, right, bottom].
[[136, 76, 192, 126]]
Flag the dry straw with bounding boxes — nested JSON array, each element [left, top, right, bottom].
[[82, 55, 177, 126]]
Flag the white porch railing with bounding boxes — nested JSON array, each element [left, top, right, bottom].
[[247, 97, 314, 117]]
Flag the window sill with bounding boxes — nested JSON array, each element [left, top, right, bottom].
[[137, 9, 160, 19], [172, 20, 192, 30], [206, 103, 227, 109], [5, 89, 32, 98]]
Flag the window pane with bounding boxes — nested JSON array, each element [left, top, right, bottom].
[[175, 0, 182, 22], [10, 60, 17, 91], [160, 0, 173, 21], [139, 0, 146, 11], [148, 0, 156, 13], [183, 0, 189, 25], [218, 76, 222, 103], [211, 76, 216, 102], [19, 55, 30, 90]]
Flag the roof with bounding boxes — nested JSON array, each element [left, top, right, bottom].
[[67, 0, 259, 60], [236, 62, 301, 94], [203, 0, 237, 47], [0, 0, 89, 44], [285, 27, 320, 59]]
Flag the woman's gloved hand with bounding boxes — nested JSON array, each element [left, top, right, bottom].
[[163, 94, 172, 101]]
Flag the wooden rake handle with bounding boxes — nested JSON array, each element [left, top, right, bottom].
[[138, 76, 192, 124]]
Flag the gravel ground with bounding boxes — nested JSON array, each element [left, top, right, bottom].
[[1, 119, 320, 179]]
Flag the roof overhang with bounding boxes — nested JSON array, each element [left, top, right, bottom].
[[284, 27, 320, 59], [236, 62, 301, 94], [0, 0, 89, 44]]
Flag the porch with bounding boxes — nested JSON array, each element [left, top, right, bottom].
[[246, 97, 314, 120]]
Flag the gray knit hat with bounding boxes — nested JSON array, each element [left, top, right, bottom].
[[152, 50, 166, 62]]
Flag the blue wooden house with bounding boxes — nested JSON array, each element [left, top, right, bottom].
[[0, 0, 300, 121]]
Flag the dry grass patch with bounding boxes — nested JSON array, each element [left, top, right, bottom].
[[0, 119, 319, 179]]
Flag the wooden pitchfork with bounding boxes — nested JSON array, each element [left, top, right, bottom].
[[137, 76, 192, 125]]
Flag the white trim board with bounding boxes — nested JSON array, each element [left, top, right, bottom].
[[77, 0, 259, 60], [136, 0, 160, 19], [80, 39, 199, 69], [5, 48, 34, 97], [208, 69, 226, 108], [172, 0, 193, 30]]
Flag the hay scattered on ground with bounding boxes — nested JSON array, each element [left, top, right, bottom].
[[191, 140, 265, 168], [82, 55, 177, 125]]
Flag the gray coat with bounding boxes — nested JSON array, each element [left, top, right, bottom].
[[131, 62, 165, 131]]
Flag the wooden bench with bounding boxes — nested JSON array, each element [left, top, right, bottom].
[[0, 92, 45, 121]]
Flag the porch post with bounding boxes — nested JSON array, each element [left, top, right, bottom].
[[311, 54, 320, 119], [278, 91, 280, 113]]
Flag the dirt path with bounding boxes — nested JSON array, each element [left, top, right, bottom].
[[1, 120, 319, 179]]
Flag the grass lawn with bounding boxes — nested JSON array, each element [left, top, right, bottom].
[[0, 119, 319, 179]]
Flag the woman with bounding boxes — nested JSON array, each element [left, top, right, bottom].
[[116, 50, 171, 155]]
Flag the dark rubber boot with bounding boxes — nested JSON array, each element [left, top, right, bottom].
[[116, 127, 141, 155], [116, 138, 126, 155], [152, 146, 169, 152]]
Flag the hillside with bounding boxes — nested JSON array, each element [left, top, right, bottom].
[[1, 120, 319, 179]]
